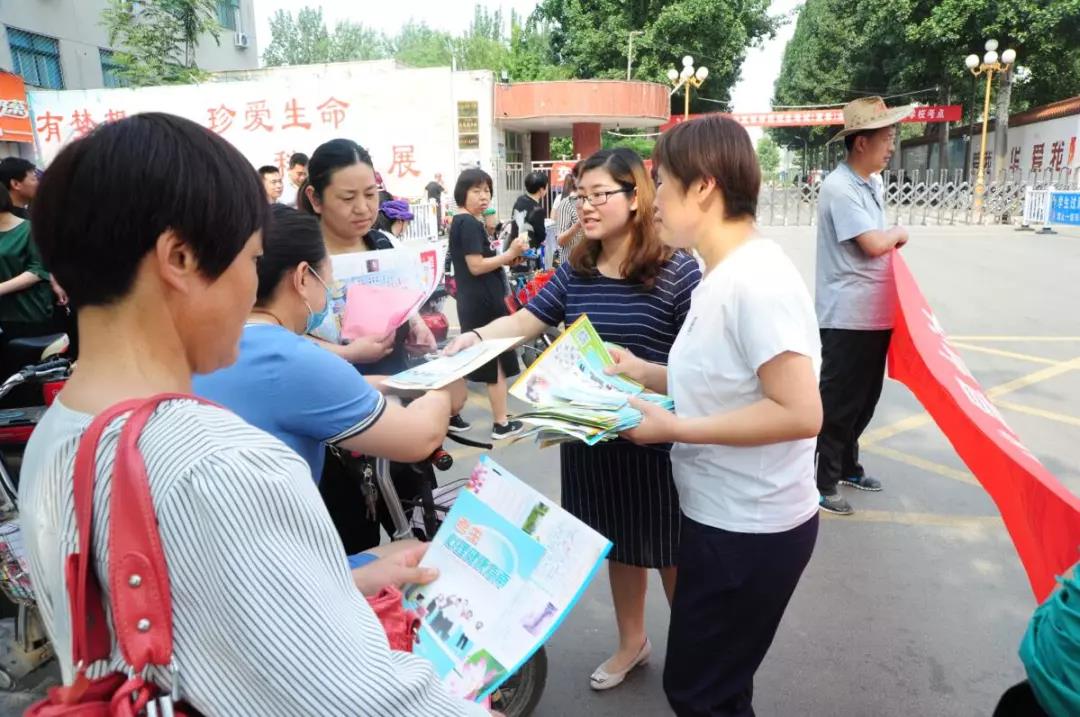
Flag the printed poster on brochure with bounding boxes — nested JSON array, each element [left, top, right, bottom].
[[403, 456, 611, 702], [311, 245, 441, 343]]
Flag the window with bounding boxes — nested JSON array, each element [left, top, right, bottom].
[[217, 0, 239, 31], [99, 49, 128, 88], [7, 27, 64, 90]]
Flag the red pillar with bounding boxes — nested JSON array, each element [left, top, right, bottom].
[[572, 122, 602, 158], [530, 131, 551, 162]]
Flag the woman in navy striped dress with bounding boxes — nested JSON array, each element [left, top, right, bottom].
[[447, 148, 701, 690]]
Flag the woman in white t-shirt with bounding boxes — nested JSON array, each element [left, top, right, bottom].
[[607, 115, 822, 716]]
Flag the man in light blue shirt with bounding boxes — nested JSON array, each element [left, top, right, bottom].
[[815, 97, 913, 516]]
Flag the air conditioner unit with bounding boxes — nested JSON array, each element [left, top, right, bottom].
[[234, 32, 249, 49]]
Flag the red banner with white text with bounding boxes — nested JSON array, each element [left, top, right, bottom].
[[887, 254, 1080, 603], [659, 105, 963, 132]]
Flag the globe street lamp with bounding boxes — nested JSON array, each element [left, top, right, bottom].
[[668, 55, 709, 120], [966, 39, 1017, 213]]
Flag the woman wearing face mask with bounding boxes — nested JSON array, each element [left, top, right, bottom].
[[299, 139, 441, 553], [611, 115, 821, 716], [195, 204, 464, 488], [446, 149, 701, 691]]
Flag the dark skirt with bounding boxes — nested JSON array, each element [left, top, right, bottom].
[[457, 291, 520, 385], [561, 440, 680, 568]]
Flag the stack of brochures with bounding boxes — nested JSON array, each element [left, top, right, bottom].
[[508, 315, 675, 445]]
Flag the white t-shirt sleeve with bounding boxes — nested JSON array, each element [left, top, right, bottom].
[[734, 267, 819, 374]]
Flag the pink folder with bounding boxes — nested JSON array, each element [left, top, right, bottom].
[[341, 283, 423, 340]]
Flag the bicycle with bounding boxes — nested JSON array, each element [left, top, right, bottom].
[[0, 355, 73, 689]]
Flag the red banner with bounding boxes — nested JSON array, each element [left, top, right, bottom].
[[888, 254, 1080, 603], [549, 161, 576, 187], [0, 72, 33, 143], [660, 105, 963, 132]]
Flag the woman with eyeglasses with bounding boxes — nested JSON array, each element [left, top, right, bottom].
[[446, 148, 701, 691]]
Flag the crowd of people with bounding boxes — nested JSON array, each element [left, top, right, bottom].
[[0, 96, 1074, 717]]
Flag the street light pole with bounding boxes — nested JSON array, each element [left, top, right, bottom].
[[667, 56, 709, 120], [626, 31, 644, 81], [966, 39, 1017, 214]]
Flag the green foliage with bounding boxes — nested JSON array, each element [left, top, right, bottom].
[[770, 0, 1080, 149], [602, 134, 656, 158], [262, 5, 566, 80], [101, 0, 221, 86], [550, 136, 574, 159], [537, 0, 778, 113], [263, 8, 389, 66], [756, 135, 780, 179]]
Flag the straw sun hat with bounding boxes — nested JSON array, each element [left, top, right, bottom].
[[828, 97, 916, 143]]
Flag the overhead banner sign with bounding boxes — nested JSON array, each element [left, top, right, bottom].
[[26, 67, 470, 197], [0, 72, 33, 143], [660, 105, 963, 132], [887, 254, 1080, 603]]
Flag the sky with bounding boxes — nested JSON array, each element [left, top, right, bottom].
[[253, 0, 801, 127]]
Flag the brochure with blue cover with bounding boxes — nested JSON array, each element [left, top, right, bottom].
[[403, 456, 611, 702]]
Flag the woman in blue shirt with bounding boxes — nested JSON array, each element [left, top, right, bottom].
[[195, 204, 464, 485]]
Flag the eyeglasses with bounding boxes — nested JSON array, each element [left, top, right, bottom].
[[574, 188, 633, 207]]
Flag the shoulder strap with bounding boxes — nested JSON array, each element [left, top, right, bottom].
[[67, 393, 214, 676]]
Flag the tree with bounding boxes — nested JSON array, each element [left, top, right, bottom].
[[101, 0, 221, 86], [451, 7, 510, 71], [391, 21, 454, 67], [330, 21, 391, 62], [536, 0, 778, 113], [262, 8, 331, 66], [262, 8, 389, 67], [507, 13, 571, 81], [756, 135, 780, 180], [602, 134, 655, 158], [770, 0, 1080, 158]]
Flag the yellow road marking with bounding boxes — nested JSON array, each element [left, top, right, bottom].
[[985, 357, 1080, 398], [861, 444, 977, 486], [821, 509, 1003, 530], [995, 400, 1080, 428], [863, 356, 1080, 446], [950, 342, 1060, 366]]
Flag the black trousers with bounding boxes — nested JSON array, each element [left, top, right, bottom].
[[319, 448, 432, 554], [815, 329, 892, 496], [664, 513, 818, 717]]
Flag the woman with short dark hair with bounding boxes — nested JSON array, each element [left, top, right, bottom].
[[20, 113, 486, 715], [447, 168, 527, 439], [612, 114, 822, 716]]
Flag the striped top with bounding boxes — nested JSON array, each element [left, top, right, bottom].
[[18, 399, 486, 716], [551, 196, 583, 252], [526, 250, 701, 365]]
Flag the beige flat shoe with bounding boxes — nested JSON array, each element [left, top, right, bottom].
[[589, 637, 652, 691]]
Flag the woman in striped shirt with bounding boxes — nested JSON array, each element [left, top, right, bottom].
[[447, 148, 701, 691], [18, 114, 490, 716], [551, 164, 584, 260]]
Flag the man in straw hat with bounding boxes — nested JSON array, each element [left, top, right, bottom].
[[815, 97, 913, 516]]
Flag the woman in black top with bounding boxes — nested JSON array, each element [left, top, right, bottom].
[[448, 168, 527, 440]]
